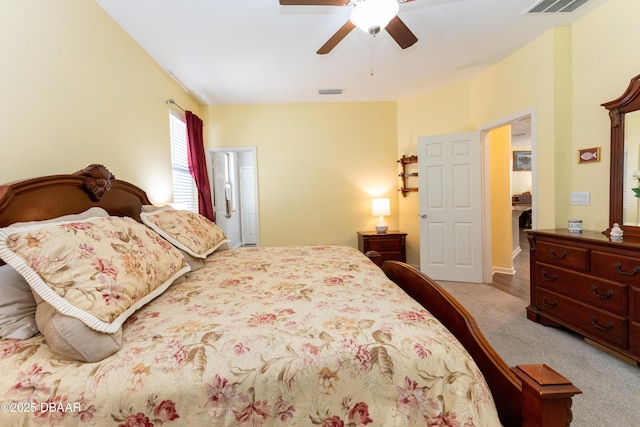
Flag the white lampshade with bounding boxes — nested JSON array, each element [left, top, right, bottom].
[[633, 170, 640, 179], [372, 197, 391, 217], [350, 0, 399, 35], [372, 197, 391, 233]]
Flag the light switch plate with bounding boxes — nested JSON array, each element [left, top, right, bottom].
[[570, 191, 590, 205]]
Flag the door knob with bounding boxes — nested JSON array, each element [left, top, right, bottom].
[[420, 214, 427, 218]]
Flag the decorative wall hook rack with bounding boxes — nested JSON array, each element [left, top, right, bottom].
[[398, 155, 418, 197]]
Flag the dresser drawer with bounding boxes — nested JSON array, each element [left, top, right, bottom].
[[631, 287, 640, 322], [591, 251, 640, 286], [535, 241, 589, 272], [630, 322, 640, 355], [534, 262, 627, 315], [365, 237, 403, 252], [536, 289, 627, 348]]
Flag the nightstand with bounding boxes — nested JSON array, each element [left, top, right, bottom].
[[357, 231, 407, 264]]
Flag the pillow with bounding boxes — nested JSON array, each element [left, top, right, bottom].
[[0, 216, 189, 334], [35, 297, 122, 362], [140, 207, 229, 259], [142, 205, 218, 270], [0, 264, 39, 339], [0, 207, 111, 340]]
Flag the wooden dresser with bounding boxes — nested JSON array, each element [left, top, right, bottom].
[[527, 229, 640, 363], [357, 231, 407, 264]]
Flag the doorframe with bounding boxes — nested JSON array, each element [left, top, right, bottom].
[[479, 107, 537, 284], [207, 146, 260, 247]]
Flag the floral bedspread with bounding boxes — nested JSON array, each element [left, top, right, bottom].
[[0, 245, 501, 426]]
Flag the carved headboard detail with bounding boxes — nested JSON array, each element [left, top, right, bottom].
[[0, 164, 152, 228], [0, 164, 153, 266], [74, 164, 114, 202]]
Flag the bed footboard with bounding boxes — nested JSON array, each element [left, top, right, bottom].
[[381, 261, 581, 427]]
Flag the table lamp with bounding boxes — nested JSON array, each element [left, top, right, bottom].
[[372, 197, 390, 233]]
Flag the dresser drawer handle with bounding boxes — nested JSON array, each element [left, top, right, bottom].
[[540, 270, 558, 282], [590, 316, 613, 331], [541, 296, 558, 308], [614, 262, 640, 277], [590, 285, 614, 300], [550, 249, 568, 260]]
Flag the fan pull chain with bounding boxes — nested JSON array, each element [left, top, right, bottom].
[[370, 35, 376, 76]]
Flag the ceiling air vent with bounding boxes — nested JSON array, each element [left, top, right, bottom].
[[318, 88, 344, 95], [526, 0, 590, 13]]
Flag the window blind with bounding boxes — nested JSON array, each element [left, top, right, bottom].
[[169, 112, 197, 212]]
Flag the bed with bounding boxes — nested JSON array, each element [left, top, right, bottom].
[[0, 164, 580, 426]]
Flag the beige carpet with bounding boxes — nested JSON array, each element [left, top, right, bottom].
[[437, 281, 640, 427]]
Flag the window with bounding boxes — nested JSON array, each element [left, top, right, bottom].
[[169, 112, 197, 212]]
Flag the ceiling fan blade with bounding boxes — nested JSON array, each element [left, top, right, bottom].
[[317, 20, 355, 55], [279, 0, 350, 5], [385, 16, 418, 49]]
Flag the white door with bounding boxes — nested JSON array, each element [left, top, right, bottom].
[[213, 152, 228, 231], [239, 166, 257, 245], [418, 132, 483, 283]]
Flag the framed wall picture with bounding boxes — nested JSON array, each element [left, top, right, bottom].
[[578, 147, 600, 163], [513, 151, 532, 171]]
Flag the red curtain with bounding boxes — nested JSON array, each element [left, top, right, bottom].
[[185, 111, 215, 221]]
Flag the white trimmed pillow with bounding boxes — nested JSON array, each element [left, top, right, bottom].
[[140, 206, 230, 259], [0, 207, 111, 340], [0, 216, 189, 334]]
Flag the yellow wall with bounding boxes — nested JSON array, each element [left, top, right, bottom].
[[0, 0, 201, 202], [489, 126, 513, 271], [569, 0, 640, 231], [205, 102, 398, 248], [395, 0, 640, 264], [396, 83, 474, 264], [397, 28, 565, 265]]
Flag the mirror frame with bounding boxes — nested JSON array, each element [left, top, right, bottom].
[[602, 74, 640, 237]]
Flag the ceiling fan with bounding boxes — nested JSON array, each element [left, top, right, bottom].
[[279, 0, 418, 54]]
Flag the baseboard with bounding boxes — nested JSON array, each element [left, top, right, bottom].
[[512, 246, 522, 259], [492, 266, 516, 276]]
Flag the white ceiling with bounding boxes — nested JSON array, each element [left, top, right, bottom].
[[95, 0, 606, 105]]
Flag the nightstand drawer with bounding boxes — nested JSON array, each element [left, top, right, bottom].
[[366, 238, 403, 252], [358, 231, 407, 264]]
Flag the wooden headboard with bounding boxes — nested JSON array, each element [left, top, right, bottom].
[[0, 164, 151, 228]]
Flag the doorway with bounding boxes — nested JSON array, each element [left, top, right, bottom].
[[417, 111, 534, 284], [208, 147, 259, 248], [480, 109, 535, 284]]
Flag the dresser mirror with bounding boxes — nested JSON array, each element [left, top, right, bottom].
[[602, 74, 640, 237]]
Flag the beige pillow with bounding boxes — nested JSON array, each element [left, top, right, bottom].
[[141, 207, 229, 259], [0, 265, 39, 339], [0, 216, 189, 334], [35, 297, 122, 362]]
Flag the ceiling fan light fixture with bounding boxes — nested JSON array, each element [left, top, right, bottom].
[[350, 0, 399, 35]]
